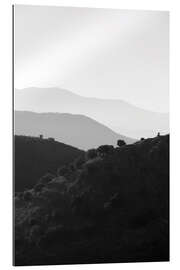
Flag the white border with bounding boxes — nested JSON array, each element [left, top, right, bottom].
[[0, 0, 179, 269], [10, 0, 171, 11]]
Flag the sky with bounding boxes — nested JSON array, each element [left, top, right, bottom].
[[14, 5, 169, 113]]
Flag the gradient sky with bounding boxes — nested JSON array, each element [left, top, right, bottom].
[[14, 5, 169, 113]]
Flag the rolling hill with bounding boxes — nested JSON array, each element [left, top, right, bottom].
[[15, 87, 169, 138], [14, 111, 134, 150], [15, 135, 169, 265], [14, 135, 83, 191]]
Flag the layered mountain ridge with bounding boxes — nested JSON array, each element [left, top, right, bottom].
[[15, 87, 169, 138], [15, 111, 134, 150]]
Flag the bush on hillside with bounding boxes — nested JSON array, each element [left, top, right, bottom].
[[117, 139, 126, 147]]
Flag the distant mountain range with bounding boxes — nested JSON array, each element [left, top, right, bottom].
[[15, 87, 169, 138], [15, 111, 134, 150]]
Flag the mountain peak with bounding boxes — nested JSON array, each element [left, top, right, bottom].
[[15, 87, 169, 138]]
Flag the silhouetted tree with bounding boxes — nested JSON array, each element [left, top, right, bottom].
[[117, 140, 126, 147]]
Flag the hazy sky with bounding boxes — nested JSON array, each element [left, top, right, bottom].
[[14, 5, 169, 113]]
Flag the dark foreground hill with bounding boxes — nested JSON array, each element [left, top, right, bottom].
[[15, 111, 135, 150], [14, 135, 83, 192], [14, 135, 169, 266]]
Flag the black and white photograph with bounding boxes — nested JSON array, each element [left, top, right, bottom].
[[13, 5, 169, 266]]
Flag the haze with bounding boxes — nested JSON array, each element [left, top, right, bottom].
[[14, 5, 169, 113]]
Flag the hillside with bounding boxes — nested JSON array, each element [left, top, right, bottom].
[[15, 87, 169, 138], [14, 135, 83, 191], [14, 135, 169, 265], [14, 111, 134, 150]]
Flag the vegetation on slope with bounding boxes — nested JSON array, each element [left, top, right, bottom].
[[14, 135, 169, 265]]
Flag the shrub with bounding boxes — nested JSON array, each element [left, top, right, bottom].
[[117, 140, 126, 147]]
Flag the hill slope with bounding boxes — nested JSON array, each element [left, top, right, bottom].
[[15, 135, 169, 265], [14, 135, 83, 191], [15, 87, 169, 138], [14, 111, 134, 150]]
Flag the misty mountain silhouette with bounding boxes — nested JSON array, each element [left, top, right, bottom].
[[15, 87, 169, 138], [15, 111, 134, 150]]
